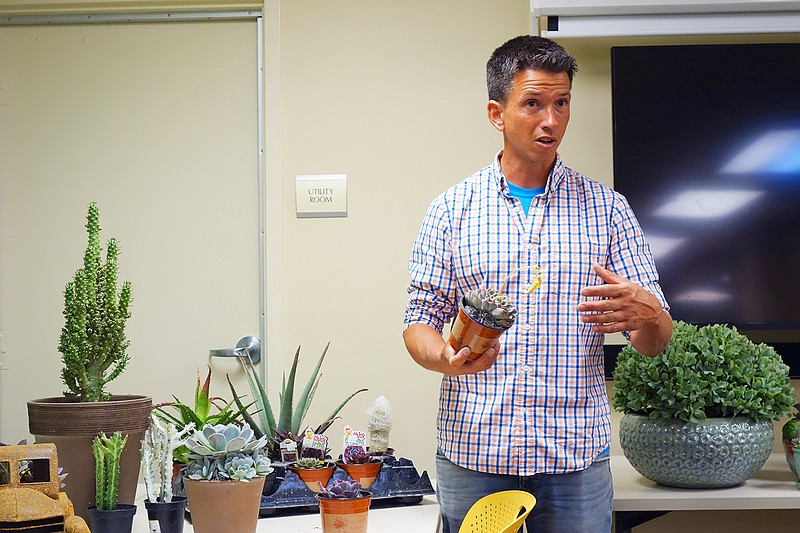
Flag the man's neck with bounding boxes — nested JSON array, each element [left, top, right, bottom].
[[499, 151, 555, 189]]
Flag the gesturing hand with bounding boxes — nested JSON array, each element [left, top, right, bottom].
[[577, 263, 663, 335]]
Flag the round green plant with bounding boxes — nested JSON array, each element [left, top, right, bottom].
[[613, 320, 795, 423]]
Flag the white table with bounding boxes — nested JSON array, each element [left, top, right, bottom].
[[611, 453, 800, 532], [131, 486, 441, 533]]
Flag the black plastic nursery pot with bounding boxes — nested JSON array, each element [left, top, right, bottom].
[[86, 503, 137, 533], [145, 497, 187, 533]]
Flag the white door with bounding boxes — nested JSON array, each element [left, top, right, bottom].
[[0, 14, 263, 441]]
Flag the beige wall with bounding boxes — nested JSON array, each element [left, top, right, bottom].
[[2, 1, 799, 531]]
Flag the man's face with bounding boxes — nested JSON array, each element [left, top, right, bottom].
[[489, 69, 571, 167]]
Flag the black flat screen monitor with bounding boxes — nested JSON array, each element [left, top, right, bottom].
[[610, 42, 800, 377]]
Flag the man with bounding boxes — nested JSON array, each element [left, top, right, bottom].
[[403, 35, 673, 533]]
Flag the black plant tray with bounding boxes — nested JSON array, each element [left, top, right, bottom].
[[258, 455, 436, 517]]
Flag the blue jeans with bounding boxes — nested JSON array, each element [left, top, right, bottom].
[[435, 449, 613, 533]]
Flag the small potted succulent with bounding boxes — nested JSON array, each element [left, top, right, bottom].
[[790, 435, 800, 491], [448, 265, 542, 359], [288, 456, 336, 493], [181, 422, 273, 533], [87, 432, 136, 533], [140, 414, 194, 533], [336, 425, 382, 488], [316, 479, 372, 533], [781, 403, 800, 475]]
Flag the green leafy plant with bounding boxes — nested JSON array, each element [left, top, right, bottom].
[[154, 366, 252, 463], [228, 342, 367, 460], [92, 431, 128, 511], [613, 320, 795, 423], [183, 422, 272, 482], [782, 403, 800, 443], [59, 202, 132, 402], [461, 265, 542, 330]]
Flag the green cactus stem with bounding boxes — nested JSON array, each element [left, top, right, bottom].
[[59, 202, 132, 402], [93, 431, 128, 511]]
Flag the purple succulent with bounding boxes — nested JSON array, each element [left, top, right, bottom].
[[317, 479, 364, 499], [342, 445, 372, 465]]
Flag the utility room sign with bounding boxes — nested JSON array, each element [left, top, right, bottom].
[[295, 174, 347, 218]]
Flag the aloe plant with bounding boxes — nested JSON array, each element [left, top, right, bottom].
[[154, 366, 253, 463], [228, 342, 367, 459]]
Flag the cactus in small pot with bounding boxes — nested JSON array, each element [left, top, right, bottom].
[[92, 431, 128, 511], [141, 413, 194, 503], [59, 202, 133, 402]]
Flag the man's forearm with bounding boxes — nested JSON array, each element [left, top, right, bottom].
[[629, 310, 673, 357], [403, 323, 448, 373]]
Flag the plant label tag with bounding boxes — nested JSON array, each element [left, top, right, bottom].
[[280, 438, 299, 463], [148, 520, 161, 533], [302, 427, 328, 454], [343, 425, 367, 450]]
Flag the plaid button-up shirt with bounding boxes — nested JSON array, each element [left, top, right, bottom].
[[404, 153, 668, 475]]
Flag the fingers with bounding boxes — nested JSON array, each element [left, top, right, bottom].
[[444, 341, 499, 376]]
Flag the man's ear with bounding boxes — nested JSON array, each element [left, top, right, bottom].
[[487, 100, 505, 132]]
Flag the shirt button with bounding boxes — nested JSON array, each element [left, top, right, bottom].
[[522, 364, 531, 372], [525, 243, 534, 250], [521, 323, 531, 331]]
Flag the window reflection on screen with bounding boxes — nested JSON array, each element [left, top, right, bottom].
[[611, 43, 800, 330]]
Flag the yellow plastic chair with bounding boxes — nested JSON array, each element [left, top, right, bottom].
[[458, 490, 537, 533]]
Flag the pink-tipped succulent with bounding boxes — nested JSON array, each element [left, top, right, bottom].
[[317, 479, 364, 499]]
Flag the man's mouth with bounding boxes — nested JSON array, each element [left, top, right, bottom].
[[536, 137, 557, 146]]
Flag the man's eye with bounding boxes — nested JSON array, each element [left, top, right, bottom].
[[557, 99, 568, 106], [526, 100, 537, 107]]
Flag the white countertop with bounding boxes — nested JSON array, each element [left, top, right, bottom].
[[131, 486, 441, 533], [611, 453, 800, 512]]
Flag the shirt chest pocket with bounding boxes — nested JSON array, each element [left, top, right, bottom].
[[544, 240, 607, 296]]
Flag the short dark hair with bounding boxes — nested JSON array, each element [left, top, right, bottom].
[[486, 35, 578, 103]]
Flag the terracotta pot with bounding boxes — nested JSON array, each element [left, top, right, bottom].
[[27, 395, 152, 522], [337, 460, 382, 488], [183, 477, 265, 533], [448, 307, 507, 360], [316, 491, 371, 533], [288, 463, 336, 492]]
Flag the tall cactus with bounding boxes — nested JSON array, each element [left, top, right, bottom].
[[59, 202, 133, 402], [92, 431, 128, 510]]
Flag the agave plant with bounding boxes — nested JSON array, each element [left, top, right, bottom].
[[228, 342, 367, 460], [317, 479, 364, 499], [183, 422, 272, 482], [461, 265, 542, 330]]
